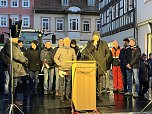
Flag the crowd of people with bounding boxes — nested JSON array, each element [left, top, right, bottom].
[[0, 29, 152, 106]]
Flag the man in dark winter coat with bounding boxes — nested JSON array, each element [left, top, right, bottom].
[[40, 41, 54, 95], [25, 40, 41, 94], [139, 53, 150, 97], [82, 31, 110, 98], [70, 39, 81, 60], [119, 38, 130, 93], [125, 38, 141, 97]]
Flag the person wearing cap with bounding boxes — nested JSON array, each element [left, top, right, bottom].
[[119, 38, 130, 93], [54, 37, 76, 102], [125, 38, 141, 97], [111, 40, 123, 93], [25, 40, 41, 95], [40, 41, 54, 95], [139, 53, 150, 97], [2, 24, 28, 105], [70, 39, 81, 60], [82, 31, 110, 99]]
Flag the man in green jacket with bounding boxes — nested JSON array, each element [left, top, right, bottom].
[[82, 31, 110, 99]]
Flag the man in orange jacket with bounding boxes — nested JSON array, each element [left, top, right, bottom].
[[112, 40, 123, 92]]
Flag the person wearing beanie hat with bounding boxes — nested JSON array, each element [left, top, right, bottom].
[[31, 40, 38, 46], [82, 31, 110, 100], [70, 39, 81, 60], [125, 37, 141, 97], [129, 38, 137, 45], [25, 40, 41, 94], [71, 39, 76, 45]]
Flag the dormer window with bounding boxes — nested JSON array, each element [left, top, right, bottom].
[[61, 0, 68, 5], [88, 0, 95, 6]]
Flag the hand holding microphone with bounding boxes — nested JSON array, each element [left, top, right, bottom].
[[93, 35, 99, 48]]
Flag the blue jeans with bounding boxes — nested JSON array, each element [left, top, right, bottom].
[[122, 69, 127, 92], [126, 69, 140, 94], [4, 71, 10, 94], [29, 71, 39, 93], [43, 68, 54, 92], [55, 67, 59, 91]]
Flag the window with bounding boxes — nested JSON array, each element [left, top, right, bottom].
[[129, 0, 133, 10], [70, 18, 79, 31], [116, 3, 119, 18], [56, 18, 64, 31], [101, 14, 104, 25], [0, 15, 8, 27], [42, 18, 49, 31], [61, 0, 68, 5], [124, 0, 128, 13], [10, 15, 19, 25], [107, 9, 109, 23], [88, 0, 95, 6], [22, 16, 30, 28], [96, 20, 100, 31], [0, 0, 7, 7], [22, 0, 30, 7], [82, 19, 90, 32], [112, 5, 116, 20], [11, 0, 18, 7]]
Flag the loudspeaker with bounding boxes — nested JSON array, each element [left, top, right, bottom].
[[52, 34, 56, 44], [0, 34, 4, 43]]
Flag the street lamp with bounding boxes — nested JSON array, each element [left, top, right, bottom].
[[38, 30, 43, 49]]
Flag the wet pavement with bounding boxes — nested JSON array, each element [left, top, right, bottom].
[[0, 91, 152, 114]]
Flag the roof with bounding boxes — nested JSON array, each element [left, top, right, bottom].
[[34, 0, 99, 15]]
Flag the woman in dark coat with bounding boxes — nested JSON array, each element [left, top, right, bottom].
[[25, 40, 41, 94]]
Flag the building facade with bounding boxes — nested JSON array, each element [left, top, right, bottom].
[[34, 0, 100, 41], [99, 0, 135, 46], [137, 0, 152, 54], [0, 0, 34, 38]]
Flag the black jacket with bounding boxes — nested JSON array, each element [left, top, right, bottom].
[[139, 59, 149, 81], [147, 58, 152, 77], [25, 47, 41, 71], [71, 45, 81, 60], [126, 46, 141, 69], [119, 47, 127, 71]]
